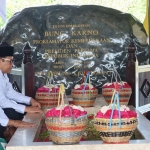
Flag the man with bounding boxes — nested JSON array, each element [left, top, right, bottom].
[[0, 42, 43, 141]]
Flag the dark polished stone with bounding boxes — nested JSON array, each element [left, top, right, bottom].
[[0, 5, 148, 94]]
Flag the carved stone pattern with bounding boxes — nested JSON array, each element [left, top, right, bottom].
[[140, 79, 150, 98]]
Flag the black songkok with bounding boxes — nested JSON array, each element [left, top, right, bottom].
[[0, 42, 14, 57]]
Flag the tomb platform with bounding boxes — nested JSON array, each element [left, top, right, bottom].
[[6, 96, 150, 150]]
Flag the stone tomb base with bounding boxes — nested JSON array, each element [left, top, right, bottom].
[[6, 96, 150, 150]]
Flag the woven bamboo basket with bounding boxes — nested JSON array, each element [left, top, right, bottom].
[[45, 115, 87, 144], [102, 88, 132, 105], [35, 92, 59, 109], [93, 117, 138, 143], [71, 89, 98, 107]]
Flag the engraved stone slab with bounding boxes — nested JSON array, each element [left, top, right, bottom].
[[0, 5, 148, 94]]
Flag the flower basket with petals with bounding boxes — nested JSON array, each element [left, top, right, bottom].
[[71, 71, 98, 107], [35, 71, 59, 109], [45, 84, 88, 144], [102, 67, 132, 105], [94, 85, 138, 144], [102, 82, 132, 105]]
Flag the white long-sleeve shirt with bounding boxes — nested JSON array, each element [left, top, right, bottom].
[[0, 70, 31, 115], [0, 107, 9, 126]]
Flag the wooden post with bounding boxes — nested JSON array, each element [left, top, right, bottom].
[[148, 0, 150, 42], [148, 0, 150, 62], [22, 42, 35, 98], [126, 42, 136, 106]]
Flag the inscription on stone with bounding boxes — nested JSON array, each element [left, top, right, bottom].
[[0, 5, 148, 94]]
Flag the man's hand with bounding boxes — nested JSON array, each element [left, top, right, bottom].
[[5, 120, 35, 142], [30, 98, 41, 108], [8, 120, 35, 128], [25, 106, 43, 114]]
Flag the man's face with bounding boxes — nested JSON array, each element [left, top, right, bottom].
[[0, 56, 14, 74]]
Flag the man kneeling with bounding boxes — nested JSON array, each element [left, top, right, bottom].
[[0, 42, 43, 142]]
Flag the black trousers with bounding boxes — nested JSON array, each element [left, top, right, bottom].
[[0, 108, 26, 138], [146, 111, 150, 121], [0, 126, 5, 138]]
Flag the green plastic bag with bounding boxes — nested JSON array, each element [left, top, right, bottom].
[[0, 138, 7, 150]]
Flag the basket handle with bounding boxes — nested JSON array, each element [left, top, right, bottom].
[[81, 70, 89, 84], [46, 71, 54, 85], [58, 84, 76, 125], [58, 84, 65, 106], [82, 72, 91, 95], [109, 91, 121, 129], [45, 71, 57, 96], [110, 66, 124, 89]]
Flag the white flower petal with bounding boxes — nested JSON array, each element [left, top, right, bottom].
[[101, 106, 110, 114], [74, 84, 81, 89]]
